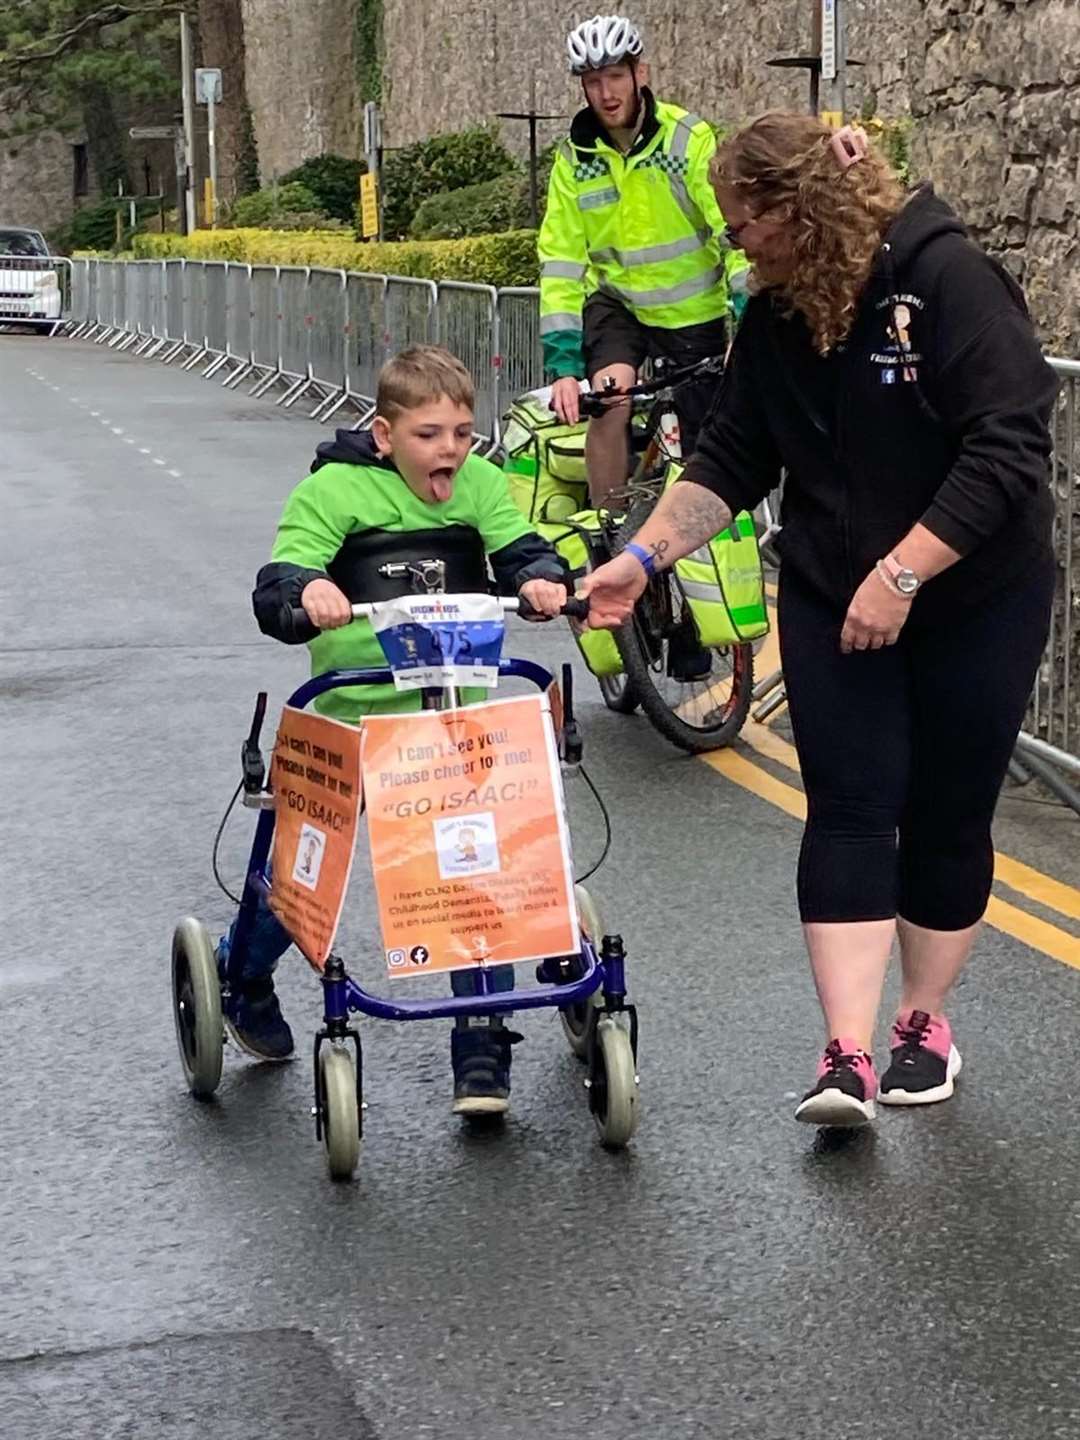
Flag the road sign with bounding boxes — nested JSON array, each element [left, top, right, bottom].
[[129, 126, 177, 140], [195, 67, 223, 105], [360, 171, 379, 239], [363, 101, 382, 159], [820, 0, 837, 81]]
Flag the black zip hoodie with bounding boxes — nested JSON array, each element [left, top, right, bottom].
[[681, 186, 1057, 614], [252, 429, 568, 643]]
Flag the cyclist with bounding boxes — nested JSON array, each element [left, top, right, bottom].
[[539, 14, 748, 505]]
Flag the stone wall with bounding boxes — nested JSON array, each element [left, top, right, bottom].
[[0, 129, 75, 238], [240, 0, 360, 181], [380, 0, 918, 151], [908, 0, 1080, 354]]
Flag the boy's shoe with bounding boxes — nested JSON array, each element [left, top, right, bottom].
[[794, 1039, 878, 1127], [216, 942, 295, 1062], [878, 1010, 962, 1106], [451, 1017, 522, 1117]]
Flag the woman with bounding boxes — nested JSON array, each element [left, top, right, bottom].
[[582, 113, 1057, 1127]]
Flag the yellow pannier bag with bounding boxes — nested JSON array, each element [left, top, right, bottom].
[[551, 510, 624, 678], [665, 463, 770, 646]]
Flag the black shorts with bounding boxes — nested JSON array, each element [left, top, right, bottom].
[[582, 290, 727, 453]]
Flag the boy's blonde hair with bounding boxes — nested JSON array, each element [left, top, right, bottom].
[[376, 344, 475, 421]]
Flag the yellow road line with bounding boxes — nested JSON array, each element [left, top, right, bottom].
[[992, 854, 1080, 925], [702, 726, 1080, 971], [702, 747, 805, 821], [984, 897, 1080, 970]]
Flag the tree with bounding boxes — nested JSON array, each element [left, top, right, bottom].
[[0, 2, 181, 195]]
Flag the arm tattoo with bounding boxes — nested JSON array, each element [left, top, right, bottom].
[[667, 484, 733, 548], [649, 539, 670, 563]]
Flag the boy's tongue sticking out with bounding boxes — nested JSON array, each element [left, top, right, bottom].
[[429, 466, 455, 503]]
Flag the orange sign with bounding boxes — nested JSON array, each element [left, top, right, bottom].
[[361, 694, 579, 978], [269, 706, 363, 972]]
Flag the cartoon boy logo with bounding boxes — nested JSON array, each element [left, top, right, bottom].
[[292, 823, 326, 890], [892, 303, 918, 382], [456, 826, 479, 864]]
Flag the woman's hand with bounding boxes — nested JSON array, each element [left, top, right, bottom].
[[579, 551, 648, 629], [518, 577, 568, 620], [301, 578, 352, 630], [840, 570, 912, 654]]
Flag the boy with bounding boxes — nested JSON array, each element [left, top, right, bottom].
[[225, 345, 569, 1117]]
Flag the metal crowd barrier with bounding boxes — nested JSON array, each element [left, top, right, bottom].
[[437, 282, 499, 440], [1015, 357, 1080, 810], [495, 286, 545, 412]]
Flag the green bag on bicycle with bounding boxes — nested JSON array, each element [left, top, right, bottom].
[[502, 393, 589, 539], [664, 464, 770, 646], [550, 511, 625, 679]]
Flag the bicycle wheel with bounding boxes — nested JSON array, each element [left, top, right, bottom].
[[609, 504, 754, 754], [597, 670, 639, 714], [615, 573, 753, 754]]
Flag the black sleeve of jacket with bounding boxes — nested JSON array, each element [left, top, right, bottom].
[[919, 248, 1058, 554], [678, 301, 784, 514], [488, 532, 571, 594], [251, 560, 329, 645]]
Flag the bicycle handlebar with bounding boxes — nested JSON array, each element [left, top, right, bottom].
[[576, 353, 725, 418]]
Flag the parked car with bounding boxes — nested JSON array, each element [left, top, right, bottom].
[[0, 228, 63, 332]]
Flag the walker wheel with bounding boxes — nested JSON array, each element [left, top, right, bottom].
[[171, 917, 224, 1100], [588, 1017, 638, 1149], [560, 885, 604, 1060], [319, 1043, 360, 1181]]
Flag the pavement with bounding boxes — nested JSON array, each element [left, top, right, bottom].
[[2, 333, 1079, 1440]]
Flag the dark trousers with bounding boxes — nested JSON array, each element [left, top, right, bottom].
[[778, 561, 1054, 930]]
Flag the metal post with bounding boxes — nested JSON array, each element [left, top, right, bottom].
[[180, 12, 197, 233], [819, 0, 847, 124], [207, 92, 218, 226], [497, 91, 564, 231]]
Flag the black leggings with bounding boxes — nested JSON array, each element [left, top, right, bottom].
[[778, 562, 1054, 930]]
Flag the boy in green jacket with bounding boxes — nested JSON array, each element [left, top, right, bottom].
[[226, 345, 569, 1117]]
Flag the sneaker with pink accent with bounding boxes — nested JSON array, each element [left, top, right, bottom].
[[794, 1039, 878, 1127], [878, 1009, 962, 1106]]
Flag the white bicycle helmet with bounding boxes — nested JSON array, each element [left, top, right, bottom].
[[566, 14, 644, 74]]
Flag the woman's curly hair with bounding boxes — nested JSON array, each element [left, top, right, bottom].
[[714, 112, 907, 355]]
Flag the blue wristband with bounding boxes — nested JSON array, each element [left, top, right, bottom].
[[625, 542, 657, 578]]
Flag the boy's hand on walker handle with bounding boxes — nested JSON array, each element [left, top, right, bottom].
[[301, 578, 353, 631]]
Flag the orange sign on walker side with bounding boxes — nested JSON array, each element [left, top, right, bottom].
[[361, 694, 579, 978], [269, 706, 362, 972]]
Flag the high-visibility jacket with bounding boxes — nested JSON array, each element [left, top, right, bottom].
[[538, 90, 749, 380]]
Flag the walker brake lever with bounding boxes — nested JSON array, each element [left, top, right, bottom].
[[241, 691, 268, 796]]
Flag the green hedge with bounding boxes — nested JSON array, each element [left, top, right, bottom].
[[379, 125, 519, 240], [279, 155, 366, 222], [410, 174, 533, 240], [132, 227, 540, 286], [228, 182, 328, 228]]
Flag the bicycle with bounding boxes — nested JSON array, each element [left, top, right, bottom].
[[577, 355, 757, 754]]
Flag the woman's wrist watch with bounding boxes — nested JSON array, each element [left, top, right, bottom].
[[876, 552, 922, 597]]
